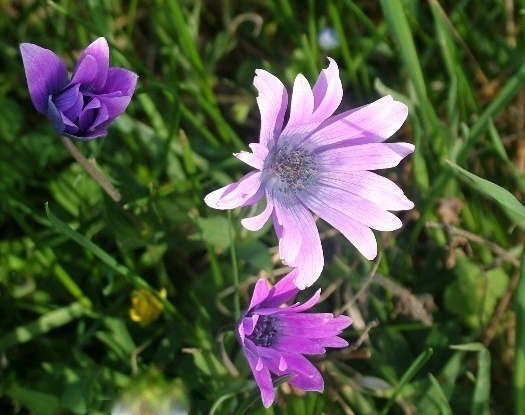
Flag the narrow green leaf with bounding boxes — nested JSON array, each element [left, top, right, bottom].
[[428, 374, 454, 415], [447, 160, 525, 222], [450, 343, 491, 415], [379, 348, 433, 415], [0, 302, 85, 352]]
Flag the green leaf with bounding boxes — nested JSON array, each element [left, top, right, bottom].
[[7, 385, 60, 415], [444, 257, 509, 328], [194, 216, 231, 250], [447, 160, 525, 222]]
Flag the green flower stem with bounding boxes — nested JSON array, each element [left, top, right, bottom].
[[61, 136, 122, 203]]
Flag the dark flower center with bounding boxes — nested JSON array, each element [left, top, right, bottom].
[[247, 315, 278, 347], [269, 145, 318, 193]]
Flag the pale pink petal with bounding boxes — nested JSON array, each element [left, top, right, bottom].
[[273, 195, 324, 289], [301, 190, 378, 259], [241, 195, 274, 231], [311, 57, 343, 122], [317, 142, 414, 172], [306, 185, 402, 231], [204, 171, 264, 210], [234, 143, 269, 170], [317, 171, 414, 211], [271, 194, 302, 266], [307, 96, 408, 147], [254, 70, 288, 149], [281, 73, 314, 134]]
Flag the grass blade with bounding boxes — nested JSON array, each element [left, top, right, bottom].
[[0, 302, 85, 352], [447, 160, 525, 222], [450, 343, 491, 415], [379, 348, 433, 415]]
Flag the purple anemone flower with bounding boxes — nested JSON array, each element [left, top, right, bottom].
[[205, 58, 414, 289], [238, 269, 352, 408], [20, 38, 137, 140]]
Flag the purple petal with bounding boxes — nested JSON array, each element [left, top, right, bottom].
[[54, 84, 83, 122], [277, 314, 349, 337], [307, 96, 408, 148], [311, 57, 342, 123], [244, 341, 276, 408], [234, 143, 268, 170], [90, 104, 110, 130], [317, 171, 414, 211], [316, 335, 350, 348], [272, 335, 326, 354], [204, 171, 264, 210], [78, 97, 101, 132], [260, 348, 324, 392], [248, 279, 271, 311], [72, 37, 109, 91], [273, 194, 324, 289], [242, 315, 259, 337], [71, 55, 98, 87], [281, 289, 320, 314], [20, 43, 68, 114], [102, 67, 138, 96], [68, 128, 108, 141], [262, 269, 300, 308], [300, 189, 377, 260], [317, 142, 415, 172], [97, 95, 131, 124], [241, 195, 273, 231], [46, 97, 66, 134], [254, 69, 288, 149]]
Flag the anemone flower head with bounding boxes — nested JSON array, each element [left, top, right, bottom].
[[237, 269, 352, 408], [205, 58, 414, 289], [20, 38, 137, 140]]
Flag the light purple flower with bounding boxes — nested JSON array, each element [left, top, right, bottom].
[[205, 59, 414, 289], [20, 38, 137, 140], [237, 269, 352, 408]]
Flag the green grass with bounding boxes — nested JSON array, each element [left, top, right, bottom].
[[1, 0, 524, 414]]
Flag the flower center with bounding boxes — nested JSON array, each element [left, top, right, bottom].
[[247, 315, 278, 347], [269, 145, 318, 193]]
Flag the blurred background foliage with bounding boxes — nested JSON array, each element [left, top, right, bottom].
[[1, 0, 525, 414]]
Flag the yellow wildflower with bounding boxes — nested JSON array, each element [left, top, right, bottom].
[[129, 288, 167, 326]]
